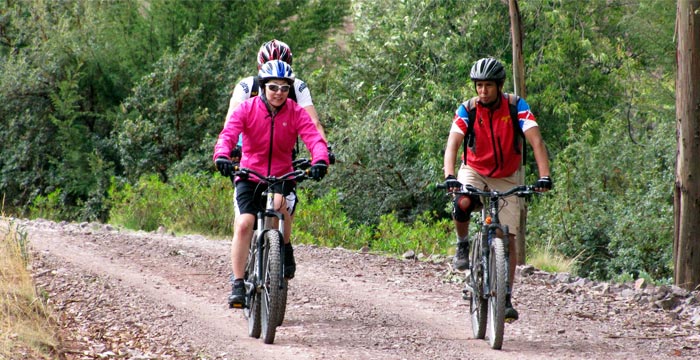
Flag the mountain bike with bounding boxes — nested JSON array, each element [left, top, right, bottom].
[[440, 183, 538, 350], [230, 159, 310, 344]]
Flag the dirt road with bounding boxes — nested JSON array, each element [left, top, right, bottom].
[[19, 219, 700, 359]]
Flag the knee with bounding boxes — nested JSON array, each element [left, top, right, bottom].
[[235, 215, 254, 233], [452, 195, 475, 222]]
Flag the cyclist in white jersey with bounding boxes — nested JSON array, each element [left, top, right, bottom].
[[224, 39, 326, 140]]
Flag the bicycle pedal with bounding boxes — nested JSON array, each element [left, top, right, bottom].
[[230, 303, 244, 309], [504, 318, 516, 324], [461, 287, 473, 300]]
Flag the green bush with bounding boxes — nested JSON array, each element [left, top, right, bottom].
[[108, 173, 233, 236], [167, 173, 234, 237], [293, 189, 373, 248], [108, 175, 174, 231], [28, 190, 66, 221], [374, 211, 453, 256], [527, 99, 675, 280]]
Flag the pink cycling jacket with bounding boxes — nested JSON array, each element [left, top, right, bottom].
[[213, 96, 328, 179]]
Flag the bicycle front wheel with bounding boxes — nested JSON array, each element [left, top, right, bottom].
[[261, 230, 285, 344], [487, 236, 507, 350], [469, 233, 487, 339], [245, 232, 261, 339]]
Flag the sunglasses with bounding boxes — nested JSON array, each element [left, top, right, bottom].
[[265, 84, 291, 93]]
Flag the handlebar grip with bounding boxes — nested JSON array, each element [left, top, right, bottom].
[[436, 183, 446, 189]]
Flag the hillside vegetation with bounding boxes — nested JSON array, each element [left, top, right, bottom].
[[0, 0, 676, 281]]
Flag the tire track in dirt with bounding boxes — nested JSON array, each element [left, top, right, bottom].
[[20, 219, 700, 360]]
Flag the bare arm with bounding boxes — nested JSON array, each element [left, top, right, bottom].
[[302, 104, 326, 140], [225, 97, 243, 126], [524, 126, 551, 178], [444, 132, 465, 178]]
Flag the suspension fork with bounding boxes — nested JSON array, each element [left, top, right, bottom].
[[255, 211, 265, 284]]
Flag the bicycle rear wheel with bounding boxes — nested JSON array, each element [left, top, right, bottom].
[[487, 236, 507, 349], [469, 233, 487, 339], [261, 230, 285, 344], [245, 232, 261, 338]]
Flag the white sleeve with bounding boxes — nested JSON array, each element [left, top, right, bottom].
[[450, 121, 466, 135], [294, 78, 313, 108], [226, 77, 257, 122]]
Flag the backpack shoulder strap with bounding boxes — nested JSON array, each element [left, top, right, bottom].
[[462, 96, 479, 161], [251, 76, 260, 97], [505, 93, 525, 162], [505, 93, 519, 126], [289, 85, 297, 103], [463, 96, 479, 128]]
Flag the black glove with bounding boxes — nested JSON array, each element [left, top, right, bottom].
[[215, 156, 234, 177], [444, 175, 462, 191], [230, 145, 242, 162], [309, 161, 328, 181], [327, 145, 336, 165], [534, 176, 553, 191]]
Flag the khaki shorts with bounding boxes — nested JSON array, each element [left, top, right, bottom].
[[458, 164, 521, 236]]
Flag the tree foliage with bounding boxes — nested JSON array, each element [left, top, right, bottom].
[[0, 0, 679, 280], [115, 28, 223, 182]]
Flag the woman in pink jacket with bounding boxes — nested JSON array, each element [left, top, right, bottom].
[[213, 60, 329, 308]]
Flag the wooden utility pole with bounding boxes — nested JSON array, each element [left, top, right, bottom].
[[509, 0, 527, 265], [674, 0, 700, 291]]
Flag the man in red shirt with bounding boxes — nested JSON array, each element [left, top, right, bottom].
[[443, 57, 552, 321]]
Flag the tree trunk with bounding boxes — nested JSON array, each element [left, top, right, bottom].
[[674, 0, 700, 291], [509, 0, 527, 265]]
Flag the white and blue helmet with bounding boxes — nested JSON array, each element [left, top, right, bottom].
[[258, 60, 295, 85]]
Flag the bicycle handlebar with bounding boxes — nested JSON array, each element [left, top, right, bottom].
[[231, 158, 312, 184], [437, 183, 539, 198], [292, 158, 312, 170]]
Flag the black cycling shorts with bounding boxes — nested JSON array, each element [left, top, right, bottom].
[[235, 180, 297, 216]]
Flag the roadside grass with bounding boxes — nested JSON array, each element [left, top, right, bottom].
[[107, 177, 584, 269], [527, 243, 577, 274], [0, 219, 60, 359]]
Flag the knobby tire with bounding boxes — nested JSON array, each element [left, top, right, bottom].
[[265, 218, 289, 327], [245, 231, 261, 338], [278, 273, 288, 326], [487, 237, 507, 349], [469, 233, 487, 339], [261, 230, 284, 344]]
